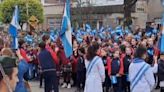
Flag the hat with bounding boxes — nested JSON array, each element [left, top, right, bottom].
[[0, 57, 17, 70]]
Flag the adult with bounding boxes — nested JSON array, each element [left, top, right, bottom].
[[15, 40, 30, 92], [0, 49, 18, 92], [129, 45, 155, 92], [84, 42, 105, 92]]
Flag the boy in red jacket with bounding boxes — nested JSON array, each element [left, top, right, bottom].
[[107, 49, 124, 92]]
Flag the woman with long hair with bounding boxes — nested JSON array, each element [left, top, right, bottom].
[[84, 42, 105, 92]]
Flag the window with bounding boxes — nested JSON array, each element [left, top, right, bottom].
[[44, 0, 58, 4], [42, 0, 65, 5]]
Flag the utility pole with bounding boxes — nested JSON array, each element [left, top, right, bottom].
[[26, 0, 29, 31]]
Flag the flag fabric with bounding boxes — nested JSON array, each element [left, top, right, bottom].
[[115, 26, 123, 37], [60, 0, 72, 58], [9, 5, 20, 49], [159, 30, 164, 53], [85, 24, 92, 34], [159, 12, 164, 53], [24, 35, 33, 44]]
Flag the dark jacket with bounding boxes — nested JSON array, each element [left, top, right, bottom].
[[123, 55, 131, 74], [158, 59, 164, 81], [38, 49, 56, 71], [107, 56, 124, 76], [77, 56, 86, 72]]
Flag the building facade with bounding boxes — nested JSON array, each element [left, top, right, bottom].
[[41, 0, 65, 30], [147, 0, 163, 24], [71, 0, 150, 29], [41, 0, 164, 29]]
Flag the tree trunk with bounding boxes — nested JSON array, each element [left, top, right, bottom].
[[124, 0, 137, 28], [124, 7, 132, 27]]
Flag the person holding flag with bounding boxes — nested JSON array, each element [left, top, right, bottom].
[[8, 6, 30, 92], [8, 5, 20, 50]]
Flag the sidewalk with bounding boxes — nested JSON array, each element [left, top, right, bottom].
[[29, 81, 75, 92], [29, 81, 160, 92]]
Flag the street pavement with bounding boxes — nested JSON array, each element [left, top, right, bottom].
[[30, 81, 160, 92], [30, 81, 75, 92]]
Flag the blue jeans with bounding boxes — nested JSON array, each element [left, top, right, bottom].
[[15, 60, 29, 92]]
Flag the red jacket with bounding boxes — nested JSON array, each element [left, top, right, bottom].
[[20, 48, 30, 63], [107, 56, 124, 76]]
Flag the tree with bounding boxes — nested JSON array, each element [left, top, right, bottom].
[[72, 0, 93, 28], [0, 0, 44, 25], [124, 0, 138, 27]]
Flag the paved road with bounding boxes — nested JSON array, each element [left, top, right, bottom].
[[30, 81, 75, 92], [30, 81, 160, 92]]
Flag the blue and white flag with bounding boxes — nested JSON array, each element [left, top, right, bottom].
[[60, 0, 72, 58], [159, 33, 164, 53], [124, 27, 131, 35], [50, 30, 56, 42], [9, 5, 20, 49], [99, 26, 105, 33], [85, 24, 91, 30], [115, 26, 123, 37], [159, 12, 164, 53], [24, 35, 33, 44], [85, 24, 91, 34]]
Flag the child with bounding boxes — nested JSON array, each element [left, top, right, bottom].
[[75, 47, 86, 92], [103, 55, 111, 92], [157, 53, 164, 92], [107, 50, 124, 92], [71, 49, 79, 87], [122, 47, 132, 92], [61, 61, 72, 89]]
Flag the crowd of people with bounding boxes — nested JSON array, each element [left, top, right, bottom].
[[0, 22, 164, 92]]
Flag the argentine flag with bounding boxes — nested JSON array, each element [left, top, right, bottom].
[[159, 12, 164, 53], [9, 6, 20, 49], [60, 0, 72, 58]]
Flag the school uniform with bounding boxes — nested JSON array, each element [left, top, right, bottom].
[[71, 56, 78, 86], [129, 58, 155, 92], [84, 56, 105, 92], [103, 56, 111, 92], [76, 56, 86, 90], [147, 46, 160, 65], [107, 57, 124, 92], [157, 59, 164, 92], [122, 55, 131, 92], [38, 49, 58, 92]]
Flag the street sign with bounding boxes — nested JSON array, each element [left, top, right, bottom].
[[28, 15, 39, 29]]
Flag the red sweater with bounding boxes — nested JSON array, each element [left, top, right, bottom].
[[154, 46, 160, 56], [107, 56, 124, 76], [71, 56, 78, 73], [20, 49, 30, 63]]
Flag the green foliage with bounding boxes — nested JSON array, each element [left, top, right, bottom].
[[0, 0, 44, 24]]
